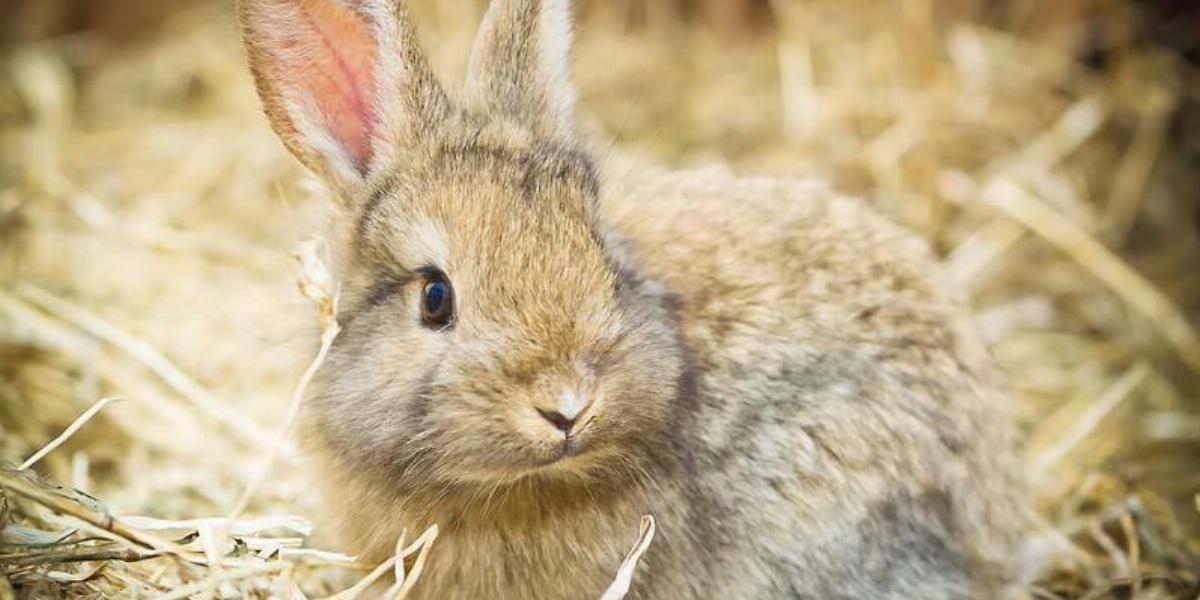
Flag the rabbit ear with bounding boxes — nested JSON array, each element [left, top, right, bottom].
[[240, 0, 449, 196], [466, 0, 577, 141]]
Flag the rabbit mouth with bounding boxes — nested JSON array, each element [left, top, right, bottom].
[[518, 436, 600, 478], [557, 436, 587, 461], [531, 437, 583, 467]]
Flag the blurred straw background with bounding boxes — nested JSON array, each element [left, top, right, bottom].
[[1, 0, 1199, 597]]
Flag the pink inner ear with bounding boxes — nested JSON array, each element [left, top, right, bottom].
[[274, 0, 378, 173]]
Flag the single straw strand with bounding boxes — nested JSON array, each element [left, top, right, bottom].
[[599, 515, 657, 600], [226, 318, 339, 519], [1030, 362, 1151, 477], [19, 397, 121, 471]]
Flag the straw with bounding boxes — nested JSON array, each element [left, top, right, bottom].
[[1, 0, 1197, 598]]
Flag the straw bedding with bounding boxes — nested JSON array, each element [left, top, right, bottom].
[[1, 0, 1197, 597]]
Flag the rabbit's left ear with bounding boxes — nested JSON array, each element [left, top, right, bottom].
[[465, 0, 577, 141], [240, 0, 449, 198]]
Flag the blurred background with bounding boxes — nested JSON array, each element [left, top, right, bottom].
[[1, 0, 1198, 597]]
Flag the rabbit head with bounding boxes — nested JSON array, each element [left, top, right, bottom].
[[240, 0, 685, 498]]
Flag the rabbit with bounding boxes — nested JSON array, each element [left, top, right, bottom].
[[239, 0, 1031, 598]]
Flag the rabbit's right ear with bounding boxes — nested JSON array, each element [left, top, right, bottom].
[[240, 0, 449, 198], [466, 0, 577, 142]]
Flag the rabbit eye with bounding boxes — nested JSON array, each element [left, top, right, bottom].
[[419, 269, 455, 329]]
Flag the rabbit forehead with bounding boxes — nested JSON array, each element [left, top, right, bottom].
[[442, 183, 619, 344], [359, 150, 621, 345]]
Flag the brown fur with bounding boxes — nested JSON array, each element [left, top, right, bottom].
[[240, 1, 1031, 598]]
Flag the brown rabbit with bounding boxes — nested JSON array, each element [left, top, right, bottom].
[[239, 0, 1030, 597]]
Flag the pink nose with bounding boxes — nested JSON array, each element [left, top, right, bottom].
[[537, 408, 575, 433]]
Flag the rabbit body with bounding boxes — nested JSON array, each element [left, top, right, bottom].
[[239, 0, 1028, 598], [596, 168, 1025, 599], [312, 165, 1025, 600]]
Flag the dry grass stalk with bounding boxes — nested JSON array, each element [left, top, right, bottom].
[[599, 515, 656, 600], [1028, 363, 1151, 478], [326, 555, 398, 600], [17, 397, 121, 471], [227, 238, 341, 521], [1102, 89, 1173, 244], [1, 544, 162, 567], [0, 470, 194, 563], [379, 525, 439, 600]]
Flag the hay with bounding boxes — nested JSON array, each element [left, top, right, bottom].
[[1, 0, 1198, 598]]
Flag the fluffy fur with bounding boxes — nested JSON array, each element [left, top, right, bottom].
[[239, 0, 1030, 598]]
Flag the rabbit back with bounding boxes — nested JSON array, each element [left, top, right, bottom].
[[593, 166, 1028, 598]]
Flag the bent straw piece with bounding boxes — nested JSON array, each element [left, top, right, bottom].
[[11, 282, 277, 448], [1103, 92, 1172, 244], [228, 238, 340, 525], [325, 555, 399, 600], [388, 529, 408, 596], [276, 548, 360, 564], [0, 470, 197, 564], [392, 525, 439, 599], [0, 544, 163, 566], [1008, 97, 1107, 172], [1119, 512, 1141, 597], [226, 306, 339, 520], [118, 515, 312, 538], [19, 397, 122, 471], [982, 180, 1200, 372], [599, 515, 656, 600], [946, 218, 1026, 286], [330, 525, 440, 600], [1028, 362, 1151, 478]]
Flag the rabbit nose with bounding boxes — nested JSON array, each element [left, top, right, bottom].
[[537, 409, 575, 433]]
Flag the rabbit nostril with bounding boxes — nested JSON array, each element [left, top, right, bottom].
[[537, 409, 575, 433]]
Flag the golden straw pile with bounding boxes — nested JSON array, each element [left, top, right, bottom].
[[1, 0, 1198, 597]]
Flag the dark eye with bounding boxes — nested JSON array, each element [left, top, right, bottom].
[[419, 269, 455, 329]]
